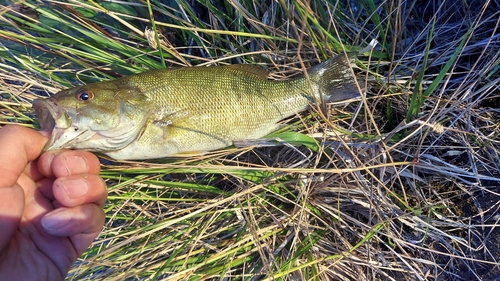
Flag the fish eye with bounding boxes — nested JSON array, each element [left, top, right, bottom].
[[75, 90, 94, 101]]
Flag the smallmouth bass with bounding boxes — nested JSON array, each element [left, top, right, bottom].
[[33, 53, 361, 160]]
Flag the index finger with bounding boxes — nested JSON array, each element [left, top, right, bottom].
[[0, 125, 48, 187], [37, 150, 101, 178]]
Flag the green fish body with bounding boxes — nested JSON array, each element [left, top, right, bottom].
[[33, 53, 360, 160]]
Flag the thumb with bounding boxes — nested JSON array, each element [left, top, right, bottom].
[[0, 184, 25, 252], [0, 125, 47, 251]]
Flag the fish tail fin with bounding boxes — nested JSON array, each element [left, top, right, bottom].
[[308, 52, 363, 103]]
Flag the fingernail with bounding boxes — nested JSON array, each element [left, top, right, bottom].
[[63, 155, 88, 174], [38, 130, 51, 138], [42, 209, 70, 231], [60, 178, 89, 199]]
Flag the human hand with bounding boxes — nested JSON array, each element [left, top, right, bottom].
[[0, 125, 107, 280]]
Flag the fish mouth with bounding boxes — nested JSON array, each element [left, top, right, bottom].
[[32, 98, 72, 150], [33, 98, 58, 131]]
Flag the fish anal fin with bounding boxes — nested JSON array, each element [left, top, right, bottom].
[[171, 151, 207, 157], [233, 139, 279, 148]]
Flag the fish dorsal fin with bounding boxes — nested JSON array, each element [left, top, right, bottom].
[[222, 64, 269, 79]]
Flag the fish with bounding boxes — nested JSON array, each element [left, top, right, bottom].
[[33, 53, 362, 160]]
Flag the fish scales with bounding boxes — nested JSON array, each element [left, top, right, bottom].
[[128, 66, 308, 135], [33, 53, 361, 160]]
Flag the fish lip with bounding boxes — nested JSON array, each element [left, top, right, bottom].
[[33, 98, 69, 130], [32, 98, 71, 150], [33, 99, 54, 131]]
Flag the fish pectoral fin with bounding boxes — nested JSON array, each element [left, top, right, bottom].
[[134, 117, 168, 145], [152, 110, 186, 127], [151, 109, 193, 137]]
